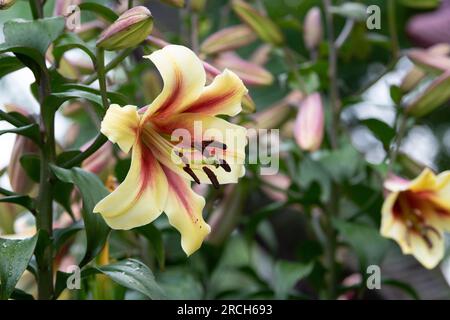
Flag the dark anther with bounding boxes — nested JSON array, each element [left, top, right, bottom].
[[203, 167, 219, 189], [183, 165, 200, 184], [192, 140, 227, 152], [219, 159, 231, 172]]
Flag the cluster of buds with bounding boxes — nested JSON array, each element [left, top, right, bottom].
[[403, 44, 450, 117], [294, 93, 325, 152]]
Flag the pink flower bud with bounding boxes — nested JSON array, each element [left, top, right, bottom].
[[294, 93, 324, 152], [303, 7, 323, 50], [201, 24, 257, 55], [97, 6, 153, 51]]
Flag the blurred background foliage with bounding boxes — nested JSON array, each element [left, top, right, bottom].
[[1, 0, 450, 300]]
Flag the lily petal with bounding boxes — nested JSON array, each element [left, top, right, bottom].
[[162, 165, 210, 256], [142, 45, 206, 121], [152, 113, 247, 185], [408, 167, 437, 192], [184, 69, 248, 117], [93, 143, 168, 230], [409, 231, 444, 269], [101, 104, 140, 153]]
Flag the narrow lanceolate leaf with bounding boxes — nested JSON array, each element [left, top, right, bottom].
[[231, 0, 284, 45], [0, 124, 40, 145], [0, 55, 23, 79], [201, 25, 257, 55], [0, 17, 65, 79], [0, 195, 35, 212], [0, 234, 38, 300], [406, 71, 450, 117], [50, 166, 110, 267], [85, 259, 166, 299]]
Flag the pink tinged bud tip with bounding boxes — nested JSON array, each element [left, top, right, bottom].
[[294, 93, 324, 152]]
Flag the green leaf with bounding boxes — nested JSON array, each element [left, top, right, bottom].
[[20, 154, 41, 182], [319, 144, 363, 183], [360, 119, 395, 151], [0, 111, 31, 127], [50, 166, 110, 267], [390, 85, 403, 105], [79, 2, 119, 23], [333, 219, 390, 267], [0, 55, 24, 78], [53, 222, 83, 254], [273, 260, 314, 299], [330, 3, 368, 22], [0, 123, 40, 145], [382, 279, 420, 300], [136, 224, 165, 270], [0, 195, 35, 212], [0, 17, 65, 77], [406, 71, 450, 117], [0, 234, 38, 300], [87, 259, 166, 300]]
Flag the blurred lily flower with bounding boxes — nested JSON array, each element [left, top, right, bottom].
[[303, 7, 323, 51], [97, 6, 154, 51], [214, 52, 274, 86], [381, 169, 450, 269], [94, 45, 248, 255], [294, 93, 324, 152], [231, 0, 284, 45], [201, 25, 257, 55], [406, 0, 450, 48]]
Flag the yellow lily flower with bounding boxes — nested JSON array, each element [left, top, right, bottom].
[[93, 45, 248, 256], [381, 168, 450, 269]]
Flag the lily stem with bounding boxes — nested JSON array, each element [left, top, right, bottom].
[[84, 48, 133, 85]]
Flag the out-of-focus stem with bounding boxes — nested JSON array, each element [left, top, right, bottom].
[[323, 0, 340, 150], [84, 48, 133, 85], [387, 0, 400, 59], [95, 48, 109, 109], [190, 11, 200, 54]]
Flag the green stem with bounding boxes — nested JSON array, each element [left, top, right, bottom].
[[28, 0, 43, 20], [387, 0, 400, 60], [84, 48, 133, 85], [95, 48, 109, 109], [386, 114, 409, 177], [62, 133, 108, 168], [36, 67, 55, 300]]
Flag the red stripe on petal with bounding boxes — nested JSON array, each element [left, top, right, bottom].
[[186, 89, 238, 114], [154, 69, 182, 118], [162, 165, 195, 220], [137, 141, 159, 199]]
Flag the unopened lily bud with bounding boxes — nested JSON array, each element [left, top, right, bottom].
[[0, 0, 17, 9], [96, 6, 153, 51], [232, 0, 284, 45], [9, 135, 39, 195], [294, 93, 324, 152], [249, 90, 303, 129], [303, 7, 323, 50], [214, 52, 273, 86], [191, 0, 206, 12], [402, 44, 450, 92], [250, 44, 272, 65], [406, 70, 450, 117], [201, 25, 257, 55], [159, 0, 185, 8], [82, 140, 115, 178]]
